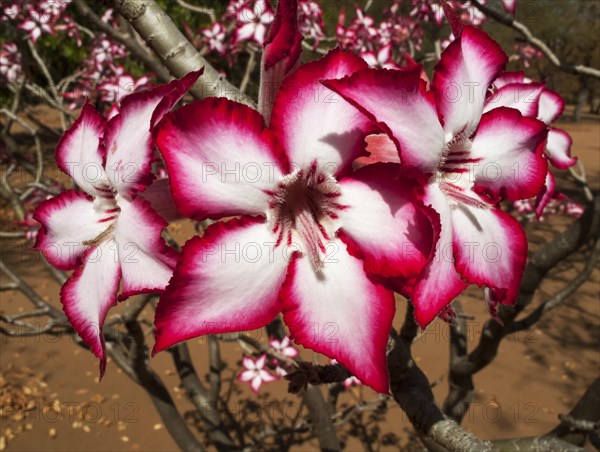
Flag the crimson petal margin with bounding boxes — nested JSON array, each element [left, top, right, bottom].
[[411, 184, 468, 329], [61, 239, 121, 377], [270, 48, 373, 177], [153, 217, 289, 354], [432, 26, 508, 139], [337, 163, 434, 279], [280, 240, 395, 393], [155, 97, 286, 221], [324, 66, 444, 176], [546, 128, 576, 169], [55, 103, 109, 196], [33, 190, 108, 270], [103, 71, 202, 198], [470, 107, 548, 202], [451, 203, 527, 307], [114, 196, 179, 301]]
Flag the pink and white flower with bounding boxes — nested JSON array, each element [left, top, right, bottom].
[[234, 0, 275, 45], [487, 71, 576, 216], [238, 355, 277, 393], [19, 9, 54, 43], [201, 22, 228, 55], [153, 49, 435, 393], [361, 44, 400, 70], [270, 336, 299, 359], [0, 43, 22, 83], [325, 26, 548, 327], [33, 72, 201, 375]]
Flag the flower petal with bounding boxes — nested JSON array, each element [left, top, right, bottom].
[[153, 217, 289, 354], [537, 89, 564, 125], [270, 48, 372, 177], [104, 71, 202, 198], [354, 134, 400, 168], [61, 239, 121, 376], [33, 190, 107, 270], [545, 128, 576, 169], [470, 107, 548, 202], [239, 370, 256, 382], [432, 26, 508, 138], [337, 163, 434, 279], [114, 196, 178, 301], [483, 82, 545, 117], [535, 170, 555, 218], [411, 184, 467, 329], [492, 71, 525, 89], [324, 66, 444, 175], [55, 103, 109, 196], [263, 0, 302, 72], [280, 241, 395, 393], [451, 204, 527, 307], [155, 97, 286, 221], [259, 0, 303, 122]]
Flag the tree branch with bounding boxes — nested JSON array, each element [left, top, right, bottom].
[[112, 0, 255, 106], [470, 0, 600, 78]]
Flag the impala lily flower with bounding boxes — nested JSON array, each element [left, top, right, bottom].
[[361, 44, 400, 70], [330, 359, 362, 388], [270, 336, 299, 359], [153, 49, 435, 393], [238, 355, 277, 393], [19, 9, 53, 43], [234, 0, 274, 45], [270, 336, 298, 376], [33, 71, 201, 374], [486, 71, 576, 216], [325, 26, 548, 327]]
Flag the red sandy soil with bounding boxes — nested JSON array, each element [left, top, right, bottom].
[[0, 112, 598, 451]]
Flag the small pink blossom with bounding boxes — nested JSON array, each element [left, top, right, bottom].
[[19, 10, 54, 43], [269, 336, 299, 358], [202, 22, 227, 55], [234, 0, 274, 45], [0, 43, 22, 83], [238, 355, 277, 393]]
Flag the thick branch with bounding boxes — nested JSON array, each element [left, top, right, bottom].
[[470, 0, 600, 78], [125, 318, 204, 452], [72, 0, 172, 83], [549, 377, 600, 446], [112, 0, 255, 106]]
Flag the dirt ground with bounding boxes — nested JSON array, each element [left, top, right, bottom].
[[0, 111, 598, 451]]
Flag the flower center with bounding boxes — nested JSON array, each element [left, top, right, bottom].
[[266, 162, 345, 271], [436, 133, 491, 209], [82, 185, 121, 247]]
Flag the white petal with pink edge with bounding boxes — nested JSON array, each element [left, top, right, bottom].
[[104, 72, 201, 198], [535, 171, 555, 218], [482, 82, 545, 117], [156, 98, 286, 221], [337, 163, 434, 279], [60, 239, 121, 376], [55, 104, 109, 196], [537, 89, 565, 125], [153, 217, 289, 354], [411, 184, 467, 329], [451, 203, 527, 308], [269, 49, 373, 177], [546, 128, 576, 169], [114, 196, 178, 301], [324, 66, 444, 175], [432, 26, 508, 139], [469, 107, 548, 202], [280, 240, 395, 393], [33, 190, 109, 270]]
